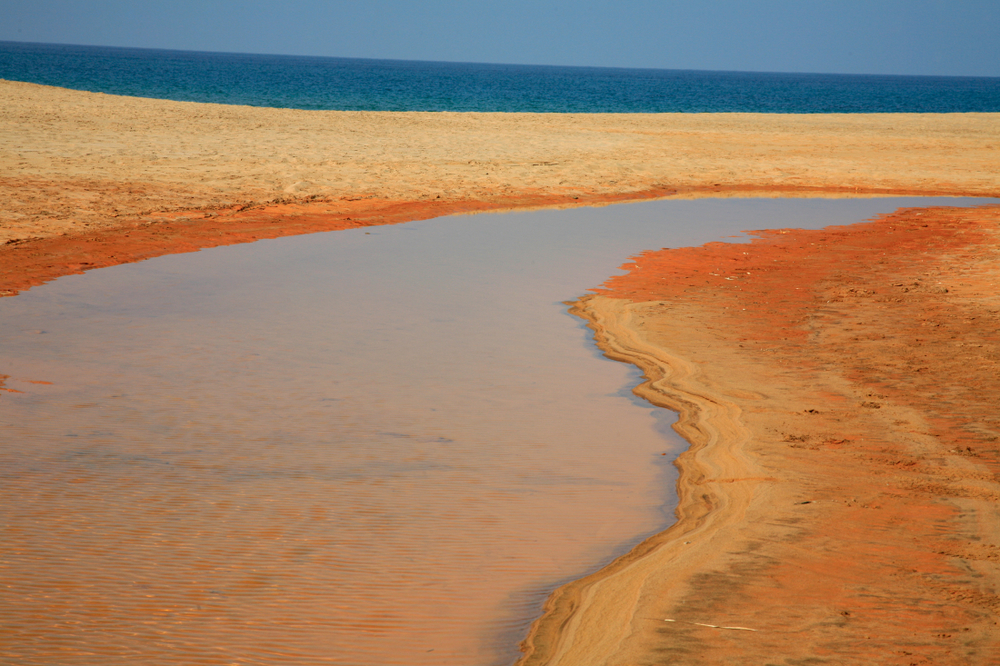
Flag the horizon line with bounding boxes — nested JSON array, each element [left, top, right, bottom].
[[3, 39, 998, 82]]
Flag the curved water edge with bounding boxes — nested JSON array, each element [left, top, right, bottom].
[[518, 296, 761, 665], [2, 198, 996, 665], [516, 199, 1000, 664]]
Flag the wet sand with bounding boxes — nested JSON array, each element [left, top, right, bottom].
[[522, 205, 1000, 664], [4, 80, 1000, 664]]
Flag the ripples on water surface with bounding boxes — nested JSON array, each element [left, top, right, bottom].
[[1, 198, 992, 665]]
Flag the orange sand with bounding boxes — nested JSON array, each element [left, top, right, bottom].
[[520, 205, 1000, 665], [2, 80, 999, 293]]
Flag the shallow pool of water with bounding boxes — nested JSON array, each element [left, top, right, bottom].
[[1, 197, 990, 665]]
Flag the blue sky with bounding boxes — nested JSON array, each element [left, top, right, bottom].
[[2, 0, 998, 77]]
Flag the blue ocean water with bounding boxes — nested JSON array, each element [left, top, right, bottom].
[[3, 40, 999, 113]]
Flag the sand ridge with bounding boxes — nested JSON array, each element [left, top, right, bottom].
[[520, 205, 1000, 664]]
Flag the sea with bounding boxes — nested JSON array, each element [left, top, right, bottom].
[[2, 40, 1000, 113]]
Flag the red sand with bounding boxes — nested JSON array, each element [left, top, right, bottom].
[[4, 184, 984, 299], [520, 204, 1000, 665]]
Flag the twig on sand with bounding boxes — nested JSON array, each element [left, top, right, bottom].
[[663, 618, 759, 632]]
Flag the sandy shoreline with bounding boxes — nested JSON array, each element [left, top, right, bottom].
[[3, 79, 1000, 294], [4, 81, 1000, 663], [521, 205, 1000, 664]]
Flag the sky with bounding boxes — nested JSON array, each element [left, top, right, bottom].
[[2, 0, 999, 77]]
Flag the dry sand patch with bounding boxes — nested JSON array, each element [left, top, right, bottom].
[[2, 79, 998, 249]]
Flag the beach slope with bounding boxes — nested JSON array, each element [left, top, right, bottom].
[[520, 204, 1000, 665]]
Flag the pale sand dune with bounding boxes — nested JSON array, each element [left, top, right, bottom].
[[2, 79, 999, 244]]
